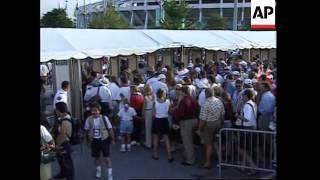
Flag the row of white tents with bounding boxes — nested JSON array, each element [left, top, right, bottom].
[[41, 28, 276, 62]]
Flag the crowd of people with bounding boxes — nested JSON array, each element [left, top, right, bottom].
[[40, 53, 277, 180]]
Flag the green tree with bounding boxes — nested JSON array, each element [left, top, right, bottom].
[[160, 0, 191, 29], [88, 2, 128, 29], [205, 13, 226, 30], [41, 8, 73, 28], [239, 21, 251, 31]]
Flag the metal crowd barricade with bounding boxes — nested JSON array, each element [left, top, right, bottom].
[[218, 128, 276, 177]]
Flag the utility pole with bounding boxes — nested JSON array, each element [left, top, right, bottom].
[[84, 0, 87, 28], [233, 0, 238, 31]]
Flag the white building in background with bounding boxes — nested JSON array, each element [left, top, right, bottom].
[[75, 0, 251, 29]]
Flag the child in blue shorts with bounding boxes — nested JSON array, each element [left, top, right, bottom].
[[117, 99, 137, 152]]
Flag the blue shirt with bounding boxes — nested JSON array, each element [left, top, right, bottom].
[[226, 82, 236, 97], [258, 91, 275, 114]]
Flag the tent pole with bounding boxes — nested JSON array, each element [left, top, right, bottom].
[[181, 46, 184, 64]]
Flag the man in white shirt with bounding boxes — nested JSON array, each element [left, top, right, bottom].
[[118, 76, 131, 101], [152, 74, 168, 97], [40, 63, 50, 84], [235, 89, 257, 129], [197, 82, 209, 108], [99, 78, 113, 116], [53, 81, 70, 110]]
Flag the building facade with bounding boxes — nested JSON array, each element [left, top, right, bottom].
[[75, 0, 251, 29]]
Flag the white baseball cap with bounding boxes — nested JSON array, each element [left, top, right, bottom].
[[158, 74, 166, 80], [240, 61, 247, 66], [195, 67, 201, 73], [244, 79, 252, 85], [161, 67, 167, 72], [233, 71, 240, 76]]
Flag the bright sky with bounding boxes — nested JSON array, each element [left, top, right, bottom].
[[40, 0, 102, 18]]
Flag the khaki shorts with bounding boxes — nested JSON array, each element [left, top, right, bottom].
[[200, 120, 221, 144]]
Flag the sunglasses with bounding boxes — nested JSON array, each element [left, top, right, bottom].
[[236, 85, 242, 88]]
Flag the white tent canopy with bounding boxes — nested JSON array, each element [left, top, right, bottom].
[[41, 28, 276, 62]]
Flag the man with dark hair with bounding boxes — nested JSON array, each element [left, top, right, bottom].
[[232, 79, 244, 116], [224, 74, 236, 96], [172, 86, 200, 166], [54, 102, 74, 180], [53, 81, 70, 110], [257, 83, 275, 131], [118, 75, 131, 101], [194, 58, 203, 70]]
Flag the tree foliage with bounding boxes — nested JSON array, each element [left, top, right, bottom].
[[88, 2, 129, 29], [160, 0, 191, 29], [41, 8, 73, 28], [205, 13, 226, 30]]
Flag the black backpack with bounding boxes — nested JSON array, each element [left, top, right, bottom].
[[61, 117, 83, 145]]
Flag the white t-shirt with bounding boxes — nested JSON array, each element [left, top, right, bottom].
[[84, 116, 112, 139], [118, 86, 131, 101], [40, 64, 49, 76], [152, 81, 168, 97], [107, 82, 120, 101], [155, 99, 170, 118], [53, 89, 68, 109], [117, 107, 137, 121], [40, 125, 53, 144], [177, 68, 189, 76], [188, 85, 197, 97], [242, 100, 257, 128]]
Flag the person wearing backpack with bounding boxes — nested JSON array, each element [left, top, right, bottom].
[[53, 102, 74, 180], [234, 89, 258, 176], [84, 102, 115, 180]]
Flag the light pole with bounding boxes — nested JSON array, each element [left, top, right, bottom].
[[84, 0, 86, 28], [233, 0, 238, 31]]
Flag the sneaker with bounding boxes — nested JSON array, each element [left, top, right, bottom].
[[131, 141, 137, 146], [126, 146, 131, 152], [120, 147, 126, 152], [96, 166, 102, 178]]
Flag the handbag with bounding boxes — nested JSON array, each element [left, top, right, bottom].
[[89, 86, 101, 103], [40, 148, 56, 164]]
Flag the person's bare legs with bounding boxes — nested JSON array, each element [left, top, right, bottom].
[[152, 134, 159, 158], [163, 135, 172, 159], [204, 143, 213, 167], [239, 149, 257, 174]]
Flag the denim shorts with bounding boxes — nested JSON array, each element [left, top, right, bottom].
[[120, 120, 133, 134]]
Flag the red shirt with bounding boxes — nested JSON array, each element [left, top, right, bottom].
[[129, 93, 144, 115], [173, 96, 199, 121]]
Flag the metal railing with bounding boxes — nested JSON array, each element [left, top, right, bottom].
[[218, 128, 276, 177]]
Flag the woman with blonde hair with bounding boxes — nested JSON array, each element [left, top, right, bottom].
[[142, 84, 154, 148]]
